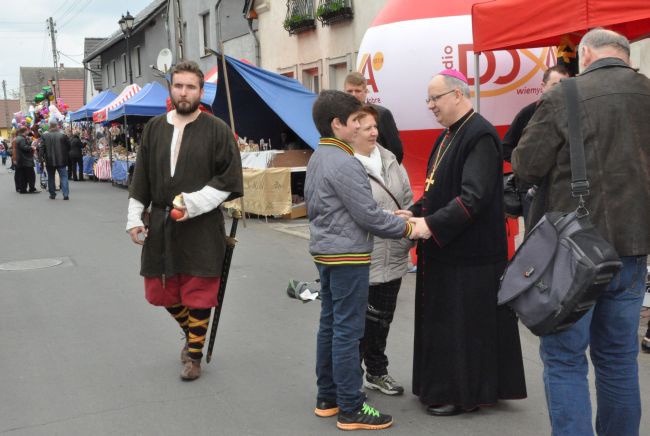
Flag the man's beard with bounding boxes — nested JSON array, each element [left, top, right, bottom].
[[173, 98, 200, 115]]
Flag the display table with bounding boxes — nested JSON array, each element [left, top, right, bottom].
[[94, 158, 112, 180], [225, 150, 312, 218], [112, 159, 134, 184], [82, 156, 96, 176], [224, 168, 292, 216]]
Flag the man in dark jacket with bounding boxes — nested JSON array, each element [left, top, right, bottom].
[[344, 72, 404, 164], [513, 28, 650, 436], [502, 65, 569, 219], [15, 128, 38, 193], [68, 132, 84, 181], [40, 121, 71, 200]]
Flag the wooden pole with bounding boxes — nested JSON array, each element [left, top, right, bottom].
[[216, 44, 246, 225]]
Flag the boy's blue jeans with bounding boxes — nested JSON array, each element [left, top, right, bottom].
[[315, 263, 368, 414], [540, 255, 647, 436]]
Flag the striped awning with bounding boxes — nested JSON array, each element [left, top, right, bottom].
[[92, 84, 141, 123], [205, 66, 219, 83]]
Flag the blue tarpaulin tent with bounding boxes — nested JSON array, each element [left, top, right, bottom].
[[212, 55, 320, 149], [106, 82, 168, 121], [69, 90, 118, 121]]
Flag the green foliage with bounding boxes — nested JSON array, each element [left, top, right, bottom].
[[284, 14, 313, 30], [316, 0, 346, 18]]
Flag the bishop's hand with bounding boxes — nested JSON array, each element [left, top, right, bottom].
[[408, 217, 432, 240]]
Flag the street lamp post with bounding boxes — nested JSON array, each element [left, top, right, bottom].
[[119, 11, 135, 84]]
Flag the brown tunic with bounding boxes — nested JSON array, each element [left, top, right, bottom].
[[129, 112, 243, 277]]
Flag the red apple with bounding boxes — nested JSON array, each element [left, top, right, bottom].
[[170, 208, 184, 221]]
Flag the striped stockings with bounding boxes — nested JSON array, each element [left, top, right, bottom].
[[166, 305, 211, 360]]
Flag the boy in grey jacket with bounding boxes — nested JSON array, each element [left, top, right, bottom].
[[305, 90, 415, 431]]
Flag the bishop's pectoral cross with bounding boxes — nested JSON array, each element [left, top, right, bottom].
[[424, 172, 435, 192]]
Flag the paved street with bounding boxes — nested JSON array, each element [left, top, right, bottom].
[[0, 165, 648, 436]]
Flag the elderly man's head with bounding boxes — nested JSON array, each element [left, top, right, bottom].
[[579, 28, 630, 72], [426, 71, 473, 128]]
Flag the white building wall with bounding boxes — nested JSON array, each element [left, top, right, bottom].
[[254, 0, 388, 91], [631, 39, 650, 79]]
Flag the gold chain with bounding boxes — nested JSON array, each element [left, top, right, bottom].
[[425, 112, 475, 191]]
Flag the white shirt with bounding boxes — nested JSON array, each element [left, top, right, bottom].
[[125, 111, 231, 231]]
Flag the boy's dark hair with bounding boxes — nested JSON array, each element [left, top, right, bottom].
[[171, 60, 205, 89], [16, 127, 27, 135], [312, 90, 362, 138]]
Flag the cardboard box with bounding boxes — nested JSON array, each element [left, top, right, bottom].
[[282, 202, 307, 219], [270, 150, 312, 168]]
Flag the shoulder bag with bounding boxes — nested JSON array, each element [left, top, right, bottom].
[[497, 78, 622, 336]]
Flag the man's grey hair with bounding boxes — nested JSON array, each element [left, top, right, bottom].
[[442, 75, 471, 98], [49, 120, 59, 129], [579, 28, 630, 58]]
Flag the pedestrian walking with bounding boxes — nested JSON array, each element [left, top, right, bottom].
[[512, 28, 650, 436], [0, 140, 7, 166], [15, 128, 38, 193], [40, 121, 71, 200], [127, 61, 243, 381], [68, 132, 84, 181]]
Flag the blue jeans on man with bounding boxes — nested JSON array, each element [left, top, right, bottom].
[[540, 255, 647, 436], [315, 263, 368, 414], [46, 165, 69, 199]]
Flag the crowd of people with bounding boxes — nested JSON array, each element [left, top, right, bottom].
[[3, 122, 89, 199], [122, 28, 649, 435], [308, 27, 649, 434]]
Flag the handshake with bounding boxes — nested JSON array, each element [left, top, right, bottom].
[[394, 209, 431, 240]]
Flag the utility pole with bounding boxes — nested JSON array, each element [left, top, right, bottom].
[[47, 17, 60, 100], [2, 80, 10, 137], [173, 0, 184, 60]]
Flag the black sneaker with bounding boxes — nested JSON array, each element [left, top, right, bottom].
[[314, 399, 339, 417], [364, 373, 404, 396], [337, 403, 393, 430]]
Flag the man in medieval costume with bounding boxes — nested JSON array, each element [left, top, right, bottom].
[[127, 61, 243, 381]]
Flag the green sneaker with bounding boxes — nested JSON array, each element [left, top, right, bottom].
[[337, 403, 393, 430], [363, 373, 405, 396]]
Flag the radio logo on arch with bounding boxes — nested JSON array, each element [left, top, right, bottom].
[[358, 44, 556, 98]]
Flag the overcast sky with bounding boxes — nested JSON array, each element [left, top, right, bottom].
[[0, 0, 154, 98]]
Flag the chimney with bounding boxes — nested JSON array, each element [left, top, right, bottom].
[[59, 63, 64, 69]]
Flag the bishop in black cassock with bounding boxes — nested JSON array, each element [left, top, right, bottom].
[[406, 70, 526, 416]]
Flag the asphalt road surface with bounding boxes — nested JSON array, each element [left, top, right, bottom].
[[1, 166, 648, 435]]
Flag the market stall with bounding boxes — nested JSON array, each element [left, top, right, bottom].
[[213, 54, 319, 218], [470, 0, 650, 257], [69, 90, 118, 121]]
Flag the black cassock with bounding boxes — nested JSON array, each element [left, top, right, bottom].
[[409, 110, 526, 408]]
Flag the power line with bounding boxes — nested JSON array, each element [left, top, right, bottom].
[[56, 0, 81, 24], [59, 0, 96, 30], [58, 51, 84, 66], [51, 0, 74, 18]]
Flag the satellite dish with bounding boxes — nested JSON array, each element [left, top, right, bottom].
[[156, 48, 173, 73]]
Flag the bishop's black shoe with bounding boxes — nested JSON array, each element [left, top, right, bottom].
[[426, 404, 479, 416]]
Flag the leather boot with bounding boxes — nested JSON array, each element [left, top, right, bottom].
[[180, 358, 201, 381], [180, 338, 190, 363]]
